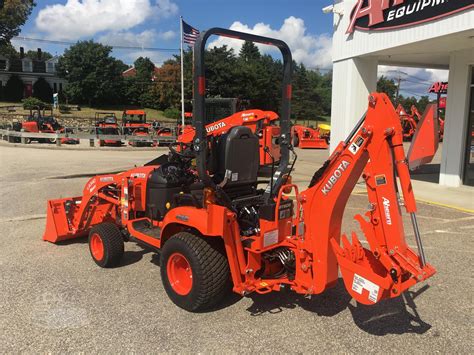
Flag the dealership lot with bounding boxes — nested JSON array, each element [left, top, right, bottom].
[[0, 143, 472, 353]]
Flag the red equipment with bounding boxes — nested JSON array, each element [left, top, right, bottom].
[[43, 28, 435, 313], [94, 112, 121, 146], [122, 109, 154, 147], [13, 108, 79, 144], [291, 124, 329, 149], [396, 104, 420, 140], [407, 103, 439, 170]]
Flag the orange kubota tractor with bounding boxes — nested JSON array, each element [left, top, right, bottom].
[[12, 107, 79, 144], [43, 28, 435, 312]]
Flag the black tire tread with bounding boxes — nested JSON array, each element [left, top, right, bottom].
[[162, 232, 230, 311], [89, 222, 124, 268]]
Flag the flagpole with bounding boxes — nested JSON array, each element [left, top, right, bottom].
[[180, 16, 185, 127]]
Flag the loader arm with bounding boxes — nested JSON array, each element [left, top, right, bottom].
[[299, 93, 435, 304]]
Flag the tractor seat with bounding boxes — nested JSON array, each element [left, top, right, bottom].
[[213, 126, 260, 199]]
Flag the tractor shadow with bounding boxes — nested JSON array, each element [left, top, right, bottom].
[[118, 248, 153, 267], [246, 279, 351, 317], [246, 279, 431, 335]]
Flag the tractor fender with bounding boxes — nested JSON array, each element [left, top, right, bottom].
[[160, 205, 229, 244]]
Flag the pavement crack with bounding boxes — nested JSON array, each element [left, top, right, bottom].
[[0, 214, 46, 223]]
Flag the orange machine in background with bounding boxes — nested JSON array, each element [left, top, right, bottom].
[[291, 123, 330, 149]]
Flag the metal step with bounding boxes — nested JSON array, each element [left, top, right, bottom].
[[131, 219, 161, 239]]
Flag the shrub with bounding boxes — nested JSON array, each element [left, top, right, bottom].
[[5, 75, 24, 102], [22, 97, 48, 110], [163, 107, 180, 120], [33, 77, 53, 103]]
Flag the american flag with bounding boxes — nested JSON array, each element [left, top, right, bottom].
[[182, 20, 200, 45]]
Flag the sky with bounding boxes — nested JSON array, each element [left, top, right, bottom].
[[12, 0, 448, 98]]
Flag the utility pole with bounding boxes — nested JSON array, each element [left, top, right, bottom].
[[395, 75, 404, 104]]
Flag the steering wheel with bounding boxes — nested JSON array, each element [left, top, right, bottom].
[[168, 141, 195, 161]]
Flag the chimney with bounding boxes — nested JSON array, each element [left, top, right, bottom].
[[20, 47, 24, 59], [37, 48, 42, 60]]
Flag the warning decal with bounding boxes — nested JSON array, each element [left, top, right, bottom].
[[352, 273, 380, 303]]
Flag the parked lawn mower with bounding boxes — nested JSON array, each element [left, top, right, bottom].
[[291, 123, 330, 149], [122, 109, 154, 147], [43, 28, 435, 313], [94, 112, 122, 147], [12, 107, 79, 144]]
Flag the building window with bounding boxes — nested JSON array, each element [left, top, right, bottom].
[[53, 83, 57, 93], [59, 83, 63, 92], [0, 60, 6, 70], [47, 62, 55, 73], [23, 60, 33, 72]]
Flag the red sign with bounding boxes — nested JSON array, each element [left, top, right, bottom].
[[439, 97, 446, 109], [428, 82, 448, 94], [347, 0, 474, 34]]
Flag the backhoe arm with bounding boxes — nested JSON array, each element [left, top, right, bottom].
[[298, 93, 435, 304]]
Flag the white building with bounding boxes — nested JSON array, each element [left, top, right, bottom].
[[0, 49, 67, 98], [328, 0, 473, 187]]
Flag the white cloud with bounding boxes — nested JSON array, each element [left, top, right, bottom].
[[35, 0, 178, 40], [207, 17, 333, 69], [120, 49, 173, 66], [98, 29, 176, 47], [379, 65, 449, 97]]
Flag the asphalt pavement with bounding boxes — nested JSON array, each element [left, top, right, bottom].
[[0, 142, 472, 353]]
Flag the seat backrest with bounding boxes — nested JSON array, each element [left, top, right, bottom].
[[215, 126, 259, 188]]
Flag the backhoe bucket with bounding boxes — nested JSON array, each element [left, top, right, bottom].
[[331, 233, 435, 305], [407, 103, 439, 170], [43, 197, 84, 243]]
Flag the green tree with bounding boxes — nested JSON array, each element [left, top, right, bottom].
[[26, 49, 53, 61], [377, 75, 397, 102], [416, 95, 430, 113], [123, 57, 157, 107], [134, 56, 155, 80], [0, 0, 35, 46], [32, 77, 53, 103], [0, 43, 19, 59], [56, 40, 125, 105], [5, 74, 24, 101]]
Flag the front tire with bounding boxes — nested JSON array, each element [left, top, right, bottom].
[[160, 232, 230, 312], [88, 223, 124, 268]]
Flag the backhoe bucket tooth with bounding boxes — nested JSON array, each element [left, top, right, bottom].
[[331, 236, 392, 305], [43, 197, 84, 243]]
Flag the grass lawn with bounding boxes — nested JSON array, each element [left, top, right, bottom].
[[0, 101, 176, 123]]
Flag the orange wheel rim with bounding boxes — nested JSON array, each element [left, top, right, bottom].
[[167, 252, 193, 295], [90, 233, 104, 261]]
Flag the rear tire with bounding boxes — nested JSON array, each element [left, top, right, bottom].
[[88, 223, 124, 268], [160, 232, 230, 312]]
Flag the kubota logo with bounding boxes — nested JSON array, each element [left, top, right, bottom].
[[321, 160, 350, 195], [382, 197, 392, 225], [206, 122, 226, 133]]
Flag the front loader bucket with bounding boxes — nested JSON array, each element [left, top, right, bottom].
[[407, 103, 439, 170], [43, 197, 85, 243]]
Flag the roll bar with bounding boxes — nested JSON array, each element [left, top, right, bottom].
[[192, 27, 292, 201]]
